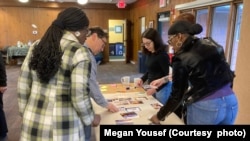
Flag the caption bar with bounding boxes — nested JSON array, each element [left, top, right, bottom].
[[100, 125, 249, 140]]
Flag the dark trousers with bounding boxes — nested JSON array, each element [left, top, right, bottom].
[[0, 93, 8, 137]]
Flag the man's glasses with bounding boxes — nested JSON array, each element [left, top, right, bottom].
[[100, 38, 107, 48], [142, 41, 152, 46], [167, 35, 176, 45]]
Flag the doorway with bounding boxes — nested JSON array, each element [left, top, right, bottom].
[[108, 19, 126, 62]]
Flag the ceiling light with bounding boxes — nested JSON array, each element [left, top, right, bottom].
[[32, 24, 37, 29], [19, 0, 29, 3], [77, 0, 88, 5]]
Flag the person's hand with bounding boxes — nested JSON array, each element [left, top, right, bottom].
[[136, 79, 143, 87], [150, 78, 165, 88], [0, 86, 7, 94], [149, 114, 161, 125], [92, 114, 101, 127], [107, 102, 119, 113], [168, 74, 173, 81], [146, 88, 157, 96]]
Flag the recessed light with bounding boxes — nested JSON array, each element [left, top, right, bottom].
[[19, 0, 29, 3], [77, 0, 88, 5]]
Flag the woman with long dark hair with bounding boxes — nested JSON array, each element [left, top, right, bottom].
[[136, 28, 172, 104], [17, 7, 96, 140]]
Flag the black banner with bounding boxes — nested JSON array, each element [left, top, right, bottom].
[[100, 125, 249, 140]]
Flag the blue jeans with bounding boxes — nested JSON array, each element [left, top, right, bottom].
[[187, 94, 238, 125], [153, 81, 172, 104], [84, 125, 91, 141]]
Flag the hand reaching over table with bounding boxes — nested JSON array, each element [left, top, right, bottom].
[[149, 114, 161, 125], [150, 74, 172, 88], [107, 102, 119, 113], [145, 88, 157, 96]]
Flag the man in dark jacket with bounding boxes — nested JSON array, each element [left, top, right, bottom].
[[0, 52, 7, 141]]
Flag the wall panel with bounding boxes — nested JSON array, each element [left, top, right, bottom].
[[0, 8, 8, 47], [0, 6, 129, 63]]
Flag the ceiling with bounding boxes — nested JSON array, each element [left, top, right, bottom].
[[37, 0, 137, 4]]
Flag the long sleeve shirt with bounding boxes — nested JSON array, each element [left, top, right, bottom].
[[141, 51, 170, 90], [0, 52, 7, 88], [84, 43, 108, 108]]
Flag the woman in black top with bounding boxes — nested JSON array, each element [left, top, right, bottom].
[[136, 28, 172, 104]]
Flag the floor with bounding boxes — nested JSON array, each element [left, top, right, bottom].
[[109, 55, 125, 62], [3, 61, 142, 141]]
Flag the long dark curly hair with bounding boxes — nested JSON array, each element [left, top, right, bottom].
[[29, 7, 89, 83]]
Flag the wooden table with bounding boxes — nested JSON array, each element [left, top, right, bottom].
[[93, 83, 184, 141], [99, 83, 145, 94]]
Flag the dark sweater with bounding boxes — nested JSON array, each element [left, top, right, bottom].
[[141, 51, 170, 90], [0, 52, 7, 87]]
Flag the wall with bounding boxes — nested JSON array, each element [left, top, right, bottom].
[[0, 7, 59, 47], [0, 0, 194, 63], [0, 1, 130, 63], [234, 0, 250, 124]]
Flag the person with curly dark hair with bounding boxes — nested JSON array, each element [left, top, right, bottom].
[[17, 7, 97, 140], [0, 52, 7, 141]]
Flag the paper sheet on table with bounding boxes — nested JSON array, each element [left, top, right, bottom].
[[100, 88, 107, 92], [100, 86, 107, 89]]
